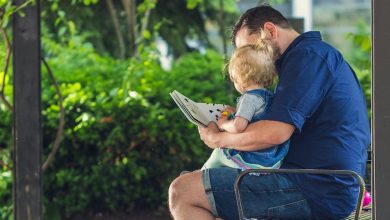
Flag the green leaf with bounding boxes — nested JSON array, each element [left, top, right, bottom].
[[58, 26, 67, 36], [186, 0, 203, 9], [142, 30, 152, 40], [68, 20, 76, 35]]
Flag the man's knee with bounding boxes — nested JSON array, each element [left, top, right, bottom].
[[168, 171, 205, 210], [168, 175, 184, 210]]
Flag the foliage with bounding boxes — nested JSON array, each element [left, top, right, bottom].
[[0, 0, 34, 28], [41, 0, 239, 58], [345, 20, 371, 116], [0, 149, 12, 220], [0, 32, 231, 218]]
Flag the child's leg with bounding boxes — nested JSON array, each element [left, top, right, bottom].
[[202, 148, 241, 170]]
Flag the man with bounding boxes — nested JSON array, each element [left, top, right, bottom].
[[168, 5, 370, 220]]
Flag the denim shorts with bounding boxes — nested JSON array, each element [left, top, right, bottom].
[[202, 167, 314, 220]]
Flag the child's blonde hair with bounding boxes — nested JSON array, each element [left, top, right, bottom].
[[228, 30, 276, 90]]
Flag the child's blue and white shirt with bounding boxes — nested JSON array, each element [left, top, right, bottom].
[[224, 88, 290, 169]]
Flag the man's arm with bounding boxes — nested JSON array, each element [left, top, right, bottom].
[[198, 119, 295, 151]]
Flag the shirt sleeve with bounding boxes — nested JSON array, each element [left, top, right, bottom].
[[235, 93, 265, 121], [263, 49, 334, 132]]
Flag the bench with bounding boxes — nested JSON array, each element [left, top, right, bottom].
[[234, 169, 371, 220], [346, 204, 371, 220], [345, 149, 372, 220]]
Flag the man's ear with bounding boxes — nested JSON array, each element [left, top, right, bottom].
[[263, 22, 278, 39]]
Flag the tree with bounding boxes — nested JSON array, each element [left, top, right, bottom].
[[41, 0, 238, 58]]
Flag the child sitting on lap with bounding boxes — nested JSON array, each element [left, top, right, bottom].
[[202, 33, 289, 170]]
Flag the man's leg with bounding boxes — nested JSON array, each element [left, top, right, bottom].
[[169, 167, 313, 220], [168, 170, 215, 220], [199, 167, 313, 220]]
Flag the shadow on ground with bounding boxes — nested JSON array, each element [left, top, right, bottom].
[[69, 207, 171, 220]]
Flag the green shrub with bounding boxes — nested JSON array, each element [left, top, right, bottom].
[[0, 35, 232, 219], [345, 21, 371, 116]]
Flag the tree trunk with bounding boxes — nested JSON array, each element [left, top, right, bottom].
[[219, 0, 227, 57], [121, 0, 137, 56], [105, 0, 126, 59]]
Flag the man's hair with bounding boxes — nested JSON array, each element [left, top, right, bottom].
[[231, 5, 293, 48]]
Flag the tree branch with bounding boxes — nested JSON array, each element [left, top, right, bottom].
[[0, 26, 13, 111], [101, 130, 149, 164], [0, 158, 9, 169], [41, 57, 65, 172], [105, 0, 126, 59], [139, 2, 153, 43]]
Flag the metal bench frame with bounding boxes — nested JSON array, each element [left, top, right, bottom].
[[234, 169, 365, 220]]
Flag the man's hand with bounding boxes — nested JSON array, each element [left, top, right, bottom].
[[198, 122, 221, 149]]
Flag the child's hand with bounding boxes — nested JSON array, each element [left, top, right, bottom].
[[217, 113, 228, 129], [217, 111, 232, 130], [223, 106, 236, 114]]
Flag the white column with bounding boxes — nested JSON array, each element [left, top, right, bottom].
[[292, 0, 313, 32]]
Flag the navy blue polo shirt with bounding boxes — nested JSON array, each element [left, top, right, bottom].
[[263, 32, 370, 219]]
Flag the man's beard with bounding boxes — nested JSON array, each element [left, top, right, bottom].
[[271, 43, 281, 60]]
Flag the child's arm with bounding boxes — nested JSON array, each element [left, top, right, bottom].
[[218, 113, 249, 133]]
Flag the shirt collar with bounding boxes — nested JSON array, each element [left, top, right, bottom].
[[275, 31, 322, 68]]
